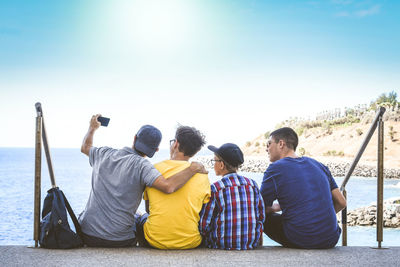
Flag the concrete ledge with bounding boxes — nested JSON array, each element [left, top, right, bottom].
[[2, 246, 400, 266]]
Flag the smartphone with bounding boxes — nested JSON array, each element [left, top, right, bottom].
[[97, 116, 110, 127]]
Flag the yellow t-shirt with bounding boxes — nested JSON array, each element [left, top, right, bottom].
[[143, 160, 210, 249]]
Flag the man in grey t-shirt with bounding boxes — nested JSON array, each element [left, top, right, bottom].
[[79, 114, 206, 247]]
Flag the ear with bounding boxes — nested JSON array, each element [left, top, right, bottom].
[[278, 140, 285, 149], [219, 161, 226, 171], [133, 135, 137, 148], [174, 140, 180, 150], [156, 147, 159, 152]]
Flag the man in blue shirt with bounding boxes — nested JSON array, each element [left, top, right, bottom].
[[260, 127, 346, 248]]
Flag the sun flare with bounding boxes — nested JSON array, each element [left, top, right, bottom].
[[114, 0, 192, 51]]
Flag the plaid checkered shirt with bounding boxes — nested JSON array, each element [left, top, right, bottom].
[[199, 173, 265, 250]]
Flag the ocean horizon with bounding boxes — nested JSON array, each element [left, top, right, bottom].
[[1, 147, 399, 247]]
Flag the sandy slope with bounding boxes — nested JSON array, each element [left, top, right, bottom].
[[242, 121, 400, 169]]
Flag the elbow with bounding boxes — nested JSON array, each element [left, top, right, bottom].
[[335, 199, 347, 213], [81, 145, 90, 156], [339, 195, 347, 210], [341, 199, 347, 210], [164, 185, 175, 194], [159, 181, 176, 194]]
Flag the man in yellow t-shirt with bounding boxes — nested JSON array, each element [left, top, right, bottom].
[[136, 126, 210, 249]]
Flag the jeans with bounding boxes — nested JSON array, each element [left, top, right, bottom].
[[263, 213, 299, 248], [135, 213, 152, 248], [82, 213, 140, 248], [82, 233, 136, 248]]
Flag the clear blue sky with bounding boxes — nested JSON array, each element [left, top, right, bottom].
[[0, 0, 399, 148]]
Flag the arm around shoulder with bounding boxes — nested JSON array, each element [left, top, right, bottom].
[[151, 162, 207, 194], [331, 188, 346, 213]]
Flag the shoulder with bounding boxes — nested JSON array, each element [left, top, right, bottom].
[[153, 159, 171, 169], [302, 157, 330, 172], [90, 146, 117, 158], [235, 174, 260, 188], [211, 178, 228, 192]]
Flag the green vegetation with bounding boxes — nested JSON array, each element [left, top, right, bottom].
[[273, 92, 398, 133], [295, 127, 305, 136], [356, 128, 363, 136], [323, 150, 344, 157], [264, 131, 270, 139], [389, 126, 397, 141], [370, 91, 399, 110], [246, 141, 251, 147], [298, 147, 306, 156], [255, 142, 260, 147]]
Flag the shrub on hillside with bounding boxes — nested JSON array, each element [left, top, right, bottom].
[[298, 147, 306, 156], [323, 150, 345, 157]]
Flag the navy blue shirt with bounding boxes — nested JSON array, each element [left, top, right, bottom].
[[260, 157, 341, 248]]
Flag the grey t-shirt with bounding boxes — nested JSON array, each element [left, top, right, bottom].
[[78, 146, 161, 241]]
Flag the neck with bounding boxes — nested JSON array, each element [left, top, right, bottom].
[[171, 151, 190, 161], [280, 149, 297, 160], [220, 170, 236, 176]]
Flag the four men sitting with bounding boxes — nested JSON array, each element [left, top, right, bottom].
[[80, 115, 347, 249]]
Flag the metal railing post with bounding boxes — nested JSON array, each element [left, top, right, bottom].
[[341, 190, 347, 246], [339, 106, 386, 247], [377, 116, 384, 248], [35, 103, 57, 188], [33, 114, 42, 247]]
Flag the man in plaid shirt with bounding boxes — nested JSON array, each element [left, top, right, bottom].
[[199, 143, 265, 250]]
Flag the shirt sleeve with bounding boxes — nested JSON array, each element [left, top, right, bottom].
[[321, 163, 338, 191], [201, 175, 211, 204], [199, 189, 216, 236], [89, 146, 114, 167], [260, 165, 278, 207], [257, 187, 266, 224], [139, 159, 162, 187]]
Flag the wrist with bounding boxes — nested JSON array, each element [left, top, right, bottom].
[[88, 127, 97, 133]]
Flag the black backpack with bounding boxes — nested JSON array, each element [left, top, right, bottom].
[[39, 187, 83, 249]]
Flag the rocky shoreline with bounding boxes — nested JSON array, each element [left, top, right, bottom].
[[338, 198, 400, 228], [193, 156, 400, 179]]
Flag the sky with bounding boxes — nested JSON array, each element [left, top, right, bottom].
[[0, 0, 399, 149]]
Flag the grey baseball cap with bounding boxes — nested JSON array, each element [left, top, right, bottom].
[[134, 125, 162, 158]]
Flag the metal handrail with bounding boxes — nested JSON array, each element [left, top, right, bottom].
[[33, 102, 58, 247], [340, 106, 386, 247]]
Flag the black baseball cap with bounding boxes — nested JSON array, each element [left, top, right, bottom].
[[134, 125, 162, 158], [208, 143, 244, 167]]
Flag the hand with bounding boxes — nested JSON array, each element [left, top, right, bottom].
[[265, 203, 281, 214], [190, 162, 208, 174], [89, 114, 101, 131], [271, 203, 281, 212]]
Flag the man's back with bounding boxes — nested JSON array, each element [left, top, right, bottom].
[[143, 160, 210, 249], [261, 157, 340, 248], [79, 146, 160, 241]]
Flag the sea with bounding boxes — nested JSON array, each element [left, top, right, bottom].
[[1, 147, 400, 247]]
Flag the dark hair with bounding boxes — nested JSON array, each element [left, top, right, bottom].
[[176, 126, 206, 157], [216, 154, 238, 173], [270, 127, 298, 151]]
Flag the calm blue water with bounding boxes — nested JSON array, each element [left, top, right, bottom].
[[1, 147, 399, 246]]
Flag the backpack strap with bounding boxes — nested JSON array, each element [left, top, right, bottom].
[[61, 191, 83, 239]]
